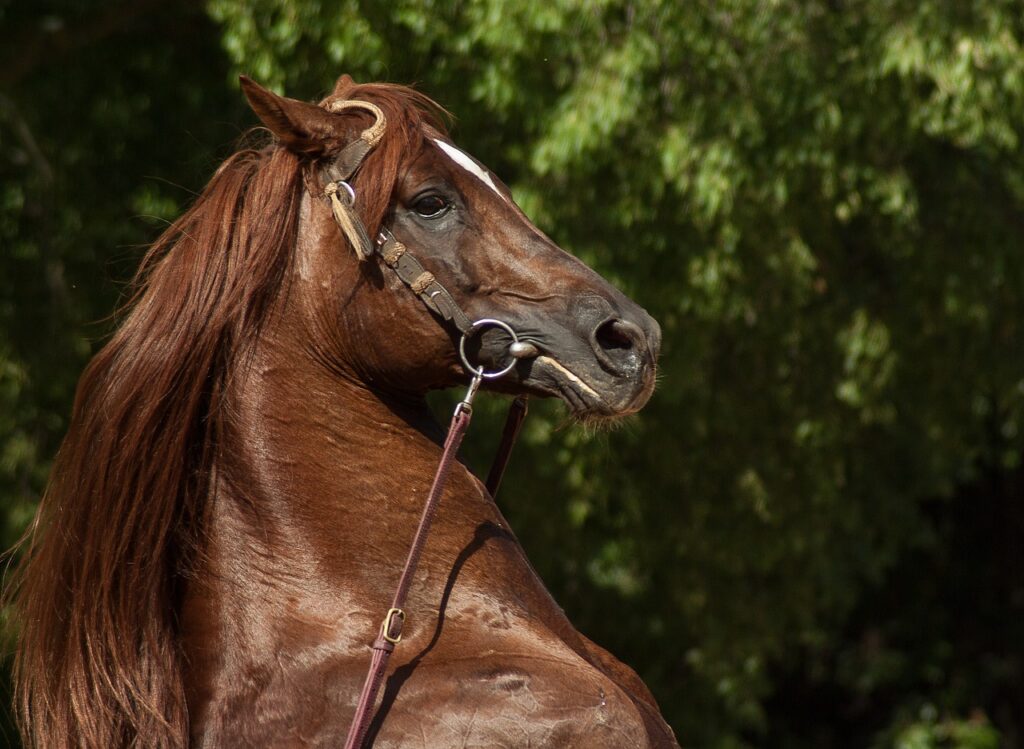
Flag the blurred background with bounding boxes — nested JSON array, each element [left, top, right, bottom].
[[2, 1, 1022, 747]]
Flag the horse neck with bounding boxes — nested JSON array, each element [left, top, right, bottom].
[[201, 326, 460, 600]]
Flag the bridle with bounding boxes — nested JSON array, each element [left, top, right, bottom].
[[319, 98, 534, 749]]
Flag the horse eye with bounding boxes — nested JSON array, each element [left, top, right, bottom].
[[412, 195, 450, 218]]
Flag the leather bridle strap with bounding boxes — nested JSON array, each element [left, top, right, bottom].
[[321, 158, 474, 332], [321, 99, 386, 262], [343, 398, 474, 749], [485, 395, 528, 496], [375, 227, 474, 335]]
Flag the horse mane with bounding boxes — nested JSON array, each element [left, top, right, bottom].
[[7, 80, 446, 748]]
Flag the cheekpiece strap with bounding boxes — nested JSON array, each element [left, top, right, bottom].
[[376, 228, 474, 335], [318, 101, 474, 335]]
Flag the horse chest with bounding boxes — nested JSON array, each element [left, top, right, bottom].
[[365, 654, 656, 749], [187, 504, 677, 746], [197, 657, 653, 747]]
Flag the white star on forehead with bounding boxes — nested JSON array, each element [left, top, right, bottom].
[[433, 138, 506, 200]]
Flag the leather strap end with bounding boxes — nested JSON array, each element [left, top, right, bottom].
[[328, 192, 375, 262]]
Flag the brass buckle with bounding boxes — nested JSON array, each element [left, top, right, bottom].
[[381, 607, 405, 644]]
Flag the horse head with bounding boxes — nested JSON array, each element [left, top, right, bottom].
[[241, 75, 660, 418]]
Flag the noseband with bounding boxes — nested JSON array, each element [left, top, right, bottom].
[[319, 98, 532, 749]]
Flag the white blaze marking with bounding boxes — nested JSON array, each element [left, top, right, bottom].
[[433, 138, 506, 199]]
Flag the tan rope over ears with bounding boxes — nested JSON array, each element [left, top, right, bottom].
[[324, 99, 386, 147], [321, 99, 387, 261]]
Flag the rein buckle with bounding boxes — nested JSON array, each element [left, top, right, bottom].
[[381, 607, 405, 644]]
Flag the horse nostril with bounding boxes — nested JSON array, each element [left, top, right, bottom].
[[595, 319, 642, 353]]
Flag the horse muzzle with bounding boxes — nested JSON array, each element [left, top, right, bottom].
[[473, 296, 661, 419]]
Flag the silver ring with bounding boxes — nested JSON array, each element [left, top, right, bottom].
[[459, 318, 520, 380], [335, 180, 356, 206]]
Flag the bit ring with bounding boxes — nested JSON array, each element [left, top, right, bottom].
[[459, 319, 520, 380]]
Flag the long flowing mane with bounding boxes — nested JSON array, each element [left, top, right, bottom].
[[8, 81, 445, 748]]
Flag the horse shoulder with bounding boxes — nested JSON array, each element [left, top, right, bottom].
[[370, 638, 661, 748]]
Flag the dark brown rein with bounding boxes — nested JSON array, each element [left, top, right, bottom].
[[320, 99, 532, 749]]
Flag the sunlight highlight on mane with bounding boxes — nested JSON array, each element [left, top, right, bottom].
[[7, 79, 448, 749]]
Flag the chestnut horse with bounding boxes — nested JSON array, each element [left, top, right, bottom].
[[10, 75, 678, 748]]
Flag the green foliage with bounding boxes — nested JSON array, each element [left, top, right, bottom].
[[1, 0, 245, 549], [3, 1, 1023, 746], [881, 705, 1001, 749]]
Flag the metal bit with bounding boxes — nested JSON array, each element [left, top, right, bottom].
[[509, 341, 539, 359]]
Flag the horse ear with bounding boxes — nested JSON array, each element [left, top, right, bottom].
[[240, 75, 337, 156], [331, 74, 356, 97]]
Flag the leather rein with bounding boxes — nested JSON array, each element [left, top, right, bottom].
[[319, 99, 533, 749]]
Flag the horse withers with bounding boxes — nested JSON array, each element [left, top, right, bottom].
[[10, 74, 678, 748]]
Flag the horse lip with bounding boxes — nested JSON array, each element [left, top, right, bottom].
[[534, 356, 603, 401], [529, 355, 631, 417], [523, 352, 656, 418], [490, 329, 655, 417]]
